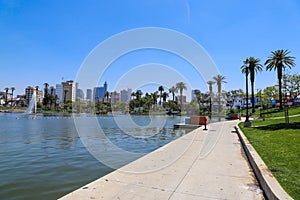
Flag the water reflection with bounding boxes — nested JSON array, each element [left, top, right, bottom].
[[0, 113, 193, 200]]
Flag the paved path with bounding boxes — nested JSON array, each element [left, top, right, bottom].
[[59, 120, 264, 200]]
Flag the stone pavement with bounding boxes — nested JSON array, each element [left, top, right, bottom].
[[59, 120, 264, 200]]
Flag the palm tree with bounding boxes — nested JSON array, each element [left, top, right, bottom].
[[158, 85, 164, 105], [4, 88, 9, 106], [176, 82, 187, 108], [213, 75, 226, 112], [207, 80, 215, 113], [207, 81, 215, 96], [10, 87, 15, 106], [49, 86, 55, 109], [63, 89, 68, 104], [162, 92, 169, 103], [44, 83, 49, 96], [50, 86, 55, 95], [169, 86, 177, 101], [131, 92, 136, 100], [105, 91, 110, 103], [247, 57, 263, 113], [151, 92, 158, 107], [137, 90, 143, 100], [265, 49, 296, 110], [241, 58, 250, 123]]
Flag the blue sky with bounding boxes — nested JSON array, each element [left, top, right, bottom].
[[1, 0, 300, 97]]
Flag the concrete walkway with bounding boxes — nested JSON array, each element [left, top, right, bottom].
[[59, 120, 264, 200]]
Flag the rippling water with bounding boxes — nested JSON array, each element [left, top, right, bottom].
[[0, 113, 189, 200]]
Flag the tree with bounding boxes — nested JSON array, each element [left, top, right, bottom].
[[43, 83, 49, 97], [162, 92, 169, 103], [193, 89, 201, 112], [43, 83, 50, 108], [207, 81, 215, 113], [283, 73, 300, 99], [169, 86, 177, 101], [105, 91, 110, 103], [63, 89, 68, 104], [49, 86, 55, 109], [247, 57, 263, 113], [263, 86, 279, 103], [265, 49, 295, 110], [241, 59, 250, 123], [176, 82, 187, 109], [50, 86, 55, 95], [10, 87, 15, 106], [131, 92, 136, 100], [213, 75, 226, 112], [207, 81, 215, 96], [158, 85, 164, 105], [151, 91, 158, 109], [4, 87, 9, 106], [136, 90, 143, 100]]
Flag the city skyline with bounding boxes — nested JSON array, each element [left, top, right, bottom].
[[1, 1, 300, 96]]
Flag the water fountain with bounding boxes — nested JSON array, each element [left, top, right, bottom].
[[25, 89, 37, 114]]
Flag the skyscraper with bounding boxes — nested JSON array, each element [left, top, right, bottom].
[[93, 81, 108, 102], [120, 88, 132, 102], [86, 89, 92, 101], [56, 84, 63, 103]]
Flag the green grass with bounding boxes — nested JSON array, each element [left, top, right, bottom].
[[258, 106, 300, 118], [239, 116, 300, 199]]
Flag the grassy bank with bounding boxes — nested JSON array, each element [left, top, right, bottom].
[[239, 116, 300, 199]]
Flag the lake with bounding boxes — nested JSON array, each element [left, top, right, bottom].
[[0, 113, 191, 200]]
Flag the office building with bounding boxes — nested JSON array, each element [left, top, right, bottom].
[[93, 81, 108, 102], [120, 88, 132, 102]]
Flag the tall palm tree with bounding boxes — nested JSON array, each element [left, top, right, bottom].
[[207, 80, 215, 113], [136, 90, 143, 100], [162, 92, 169, 103], [247, 57, 263, 113], [241, 58, 250, 123], [10, 87, 15, 106], [207, 81, 215, 96], [131, 92, 136, 100], [44, 83, 49, 96], [213, 75, 226, 112], [50, 86, 55, 95], [265, 49, 295, 110], [4, 88, 9, 105], [105, 91, 110, 103], [169, 86, 177, 101], [176, 82, 187, 108], [158, 85, 164, 105], [49, 86, 55, 109], [63, 89, 68, 104], [151, 91, 158, 107]]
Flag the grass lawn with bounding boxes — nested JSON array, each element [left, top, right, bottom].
[[252, 106, 300, 118], [239, 116, 300, 199]]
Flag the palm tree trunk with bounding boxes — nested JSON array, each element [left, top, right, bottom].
[[245, 72, 250, 122], [278, 66, 283, 110], [279, 77, 283, 110], [251, 81, 255, 113], [11, 91, 14, 107]]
